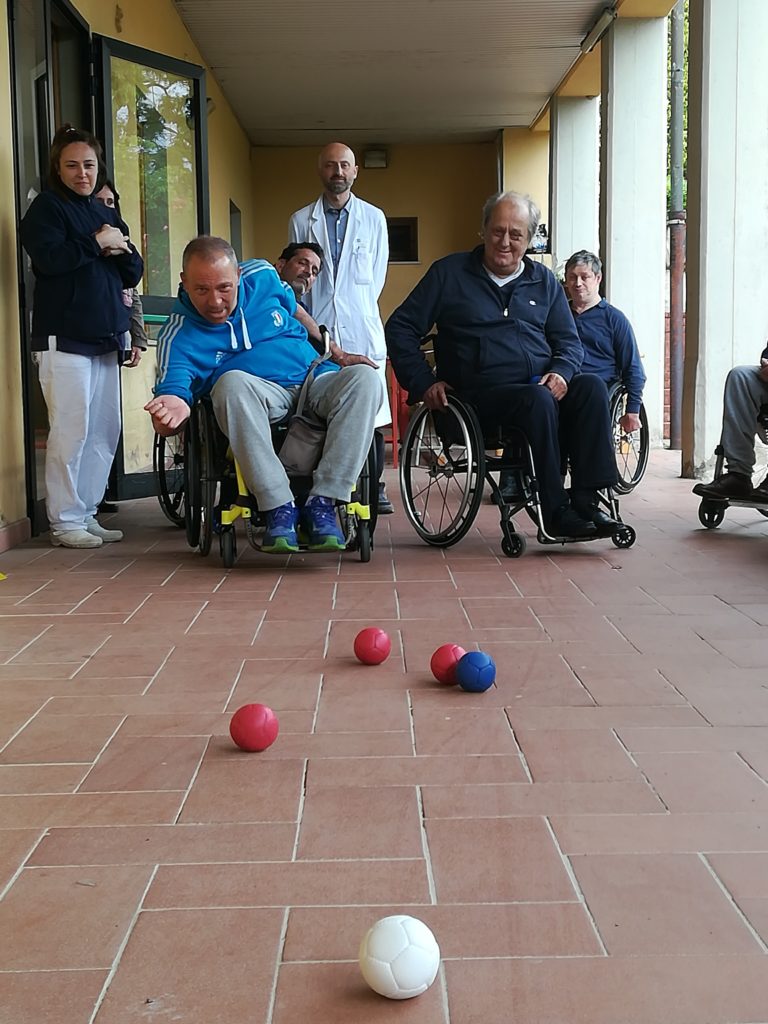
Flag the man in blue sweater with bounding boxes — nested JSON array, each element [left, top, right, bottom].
[[145, 236, 382, 553], [564, 250, 646, 432], [385, 191, 618, 538]]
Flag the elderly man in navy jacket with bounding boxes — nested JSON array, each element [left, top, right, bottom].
[[385, 190, 618, 538]]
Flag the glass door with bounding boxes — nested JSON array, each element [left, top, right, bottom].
[[94, 37, 209, 499]]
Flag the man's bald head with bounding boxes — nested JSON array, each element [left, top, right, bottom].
[[318, 142, 358, 199]]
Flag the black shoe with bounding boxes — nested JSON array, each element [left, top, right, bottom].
[[548, 503, 597, 539], [571, 489, 621, 536], [377, 484, 394, 515], [493, 471, 523, 505], [752, 475, 768, 503], [98, 501, 118, 514], [692, 472, 752, 500]]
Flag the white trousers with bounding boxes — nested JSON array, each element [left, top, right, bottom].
[[36, 346, 121, 534]]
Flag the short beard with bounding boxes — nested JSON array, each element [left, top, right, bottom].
[[326, 179, 350, 195]]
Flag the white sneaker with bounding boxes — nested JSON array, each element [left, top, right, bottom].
[[85, 519, 124, 543], [51, 529, 103, 549]]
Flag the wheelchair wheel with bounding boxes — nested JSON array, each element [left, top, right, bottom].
[[220, 527, 237, 568], [400, 395, 485, 547], [610, 388, 649, 494], [698, 500, 726, 529], [340, 442, 377, 562], [185, 401, 217, 555], [154, 431, 185, 528], [611, 524, 637, 549], [501, 533, 526, 558]]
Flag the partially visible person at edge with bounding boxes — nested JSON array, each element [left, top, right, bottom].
[[564, 250, 646, 433], [693, 343, 768, 502], [385, 190, 620, 539], [20, 124, 143, 549], [288, 143, 394, 514], [94, 177, 149, 514]]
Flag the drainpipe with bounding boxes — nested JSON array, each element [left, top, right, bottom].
[[668, 0, 686, 450]]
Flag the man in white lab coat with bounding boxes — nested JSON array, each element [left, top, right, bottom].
[[289, 142, 394, 514]]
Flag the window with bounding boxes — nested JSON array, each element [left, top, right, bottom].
[[387, 217, 418, 263]]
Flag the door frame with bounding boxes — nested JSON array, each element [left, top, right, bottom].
[[8, 0, 93, 531]]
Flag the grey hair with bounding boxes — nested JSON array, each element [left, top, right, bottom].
[[481, 190, 541, 242], [564, 249, 602, 276], [182, 235, 238, 272]]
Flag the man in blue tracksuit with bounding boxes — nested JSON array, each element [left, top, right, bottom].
[[385, 191, 618, 538], [146, 236, 382, 553], [564, 250, 646, 430]]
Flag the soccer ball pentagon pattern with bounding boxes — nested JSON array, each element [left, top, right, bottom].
[[358, 914, 440, 1000]]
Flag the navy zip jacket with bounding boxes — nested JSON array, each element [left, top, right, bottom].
[[20, 188, 144, 350], [385, 247, 583, 403], [573, 299, 646, 413]]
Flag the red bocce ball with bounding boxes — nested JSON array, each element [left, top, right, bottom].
[[229, 703, 280, 752], [354, 627, 392, 665], [430, 643, 467, 684]]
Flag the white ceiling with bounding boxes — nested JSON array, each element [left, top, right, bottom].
[[172, 0, 611, 147]]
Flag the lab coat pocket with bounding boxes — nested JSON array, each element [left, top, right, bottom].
[[353, 240, 373, 285]]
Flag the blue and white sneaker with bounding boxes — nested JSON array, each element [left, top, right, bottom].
[[262, 501, 299, 553], [300, 496, 346, 551]]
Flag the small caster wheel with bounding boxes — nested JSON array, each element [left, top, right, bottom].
[[611, 524, 636, 549], [221, 528, 237, 568], [501, 533, 526, 558], [698, 501, 725, 529]]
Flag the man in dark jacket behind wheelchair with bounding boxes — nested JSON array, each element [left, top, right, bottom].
[[385, 190, 619, 538]]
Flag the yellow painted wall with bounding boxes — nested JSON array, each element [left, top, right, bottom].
[[0, 15, 25, 526], [251, 142, 498, 320], [501, 127, 550, 225]]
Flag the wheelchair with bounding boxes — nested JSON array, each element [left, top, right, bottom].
[[608, 382, 649, 494], [399, 393, 636, 558], [696, 445, 768, 532], [182, 398, 377, 567]]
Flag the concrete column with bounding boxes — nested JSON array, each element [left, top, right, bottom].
[[683, 0, 768, 478], [549, 96, 600, 267], [600, 17, 668, 444]]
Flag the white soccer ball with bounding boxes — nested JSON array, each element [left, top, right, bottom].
[[358, 914, 440, 1000]]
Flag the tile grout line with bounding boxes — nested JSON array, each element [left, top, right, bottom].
[[290, 759, 310, 862], [141, 644, 177, 696], [12, 580, 52, 606], [65, 587, 102, 615], [735, 750, 768, 789], [121, 591, 154, 624], [0, 827, 49, 902], [171, 737, 212, 824], [221, 659, 246, 713], [543, 816, 608, 956], [73, 717, 129, 793], [698, 852, 768, 953], [2, 623, 54, 665], [109, 557, 137, 580], [264, 906, 290, 1024], [611, 727, 671, 812], [415, 785, 438, 905], [504, 717, 533, 784], [0, 697, 53, 756], [86, 864, 159, 1024], [68, 633, 114, 680], [183, 599, 210, 636]]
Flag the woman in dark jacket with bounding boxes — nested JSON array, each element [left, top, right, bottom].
[[20, 124, 144, 548]]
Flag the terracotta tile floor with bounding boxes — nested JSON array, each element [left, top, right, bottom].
[[1, 450, 768, 1023]]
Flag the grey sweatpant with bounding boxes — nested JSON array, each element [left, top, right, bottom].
[[720, 365, 768, 476], [210, 364, 383, 511]]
